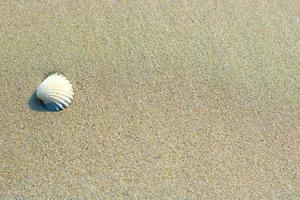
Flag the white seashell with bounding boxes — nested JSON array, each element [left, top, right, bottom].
[[36, 73, 74, 111]]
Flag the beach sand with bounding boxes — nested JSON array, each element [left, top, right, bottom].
[[0, 0, 299, 199]]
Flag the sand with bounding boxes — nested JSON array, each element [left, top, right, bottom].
[[0, 0, 299, 199]]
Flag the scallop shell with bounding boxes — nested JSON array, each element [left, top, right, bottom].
[[36, 73, 74, 111]]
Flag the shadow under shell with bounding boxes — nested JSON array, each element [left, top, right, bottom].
[[28, 91, 68, 112], [44, 102, 67, 112]]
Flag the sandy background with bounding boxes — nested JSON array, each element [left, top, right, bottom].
[[0, 0, 299, 199]]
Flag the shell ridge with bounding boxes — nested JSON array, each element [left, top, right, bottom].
[[39, 86, 73, 95], [48, 94, 72, 104]]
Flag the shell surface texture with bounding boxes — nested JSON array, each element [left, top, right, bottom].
[[36, 73, 74, 111]]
